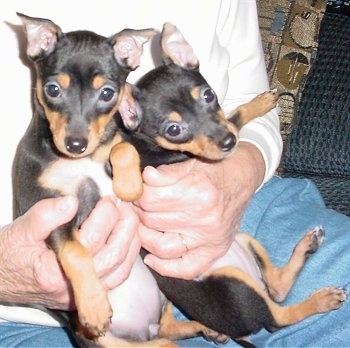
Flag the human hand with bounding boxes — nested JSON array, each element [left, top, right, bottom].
[[0, 195, 140, 311], [0, 195, 78, 310], [136, 142, 265, 279], [78, 197, 141, 290]]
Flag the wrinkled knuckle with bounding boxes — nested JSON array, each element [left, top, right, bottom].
[[195, 189, 217, 209], [156, 243, 175, 257], [182, 263, 200, 280], [115, 263, 132, 284], [203, 209, 222, 226], [139, 192, 160, 211], [138, 213, 153, 228]]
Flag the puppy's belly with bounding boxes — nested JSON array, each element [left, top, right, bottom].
[[39, 157, 113, 196], [108, 255, 165, 340], [208, 234, 266, 290]]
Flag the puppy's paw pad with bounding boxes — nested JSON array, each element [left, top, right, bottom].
[[312, 286, 347, 312], [306, 225, 325, 254], [202, 328, 230, 344], [251, 90, 279, 115], [295, 226, 325, 256], [78, 287, 113, 338]]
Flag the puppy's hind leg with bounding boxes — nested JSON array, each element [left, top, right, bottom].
[[245, 226, 326, 302], [256, 226, 327, 302], [238, 228, 346, 329], [158, 302, 230, 345], [268, 285, 346, 329]]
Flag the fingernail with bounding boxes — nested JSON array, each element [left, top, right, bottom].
[[57, 195, 75, 212]]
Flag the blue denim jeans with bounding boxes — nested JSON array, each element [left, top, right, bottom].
[[1, 176, 349, 347]]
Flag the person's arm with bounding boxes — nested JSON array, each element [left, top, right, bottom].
[[215, 0, 282, 184], [0, 196, 140, 311]]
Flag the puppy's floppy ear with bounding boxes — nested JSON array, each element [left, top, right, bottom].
[[111, 28, 157, 71], [17, 12, 62, 60], [160, 22, 199, 69], [118, 83, 142, 130]]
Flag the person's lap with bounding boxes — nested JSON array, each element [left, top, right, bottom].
[[0, 322, 73, 346], [176, 176, 350, 347], [1, 176, 349, 347], [244, 176, 350, 347]]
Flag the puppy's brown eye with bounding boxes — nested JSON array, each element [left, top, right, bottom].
[[100, 87, 115, 102], [166, 123, 182, 137], [46, 83, 61, 98], [202, 88, 216, 104]]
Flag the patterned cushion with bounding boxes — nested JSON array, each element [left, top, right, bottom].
[[257, 0, 326, 143]]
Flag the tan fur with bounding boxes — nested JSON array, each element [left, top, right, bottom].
[[57, 234, 112, 337], [110, 141, 143, 201]]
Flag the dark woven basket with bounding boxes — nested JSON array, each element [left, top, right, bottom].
[[281, 11, 350, 216]]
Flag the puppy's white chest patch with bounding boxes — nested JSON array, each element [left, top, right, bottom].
[[39, 157, 113, 197]]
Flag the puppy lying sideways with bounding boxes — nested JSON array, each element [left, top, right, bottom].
[[111, 22, 347, 347]]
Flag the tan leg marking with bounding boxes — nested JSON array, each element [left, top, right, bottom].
[[158, 301, 229, 344], [229, 90, 278, 129], [271, 286, 346, 327], [110, 141, 143, 201], [242, 227, 324, 302], [225, 231, 346, 328], [57, 237, 112, 338], [209, 263, 346, 328]]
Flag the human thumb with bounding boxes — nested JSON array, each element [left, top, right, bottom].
[[142, 159, 196, 186], [22, 195, 78, 242]]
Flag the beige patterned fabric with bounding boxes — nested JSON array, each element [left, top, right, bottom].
[[257, 0, 326, 142]]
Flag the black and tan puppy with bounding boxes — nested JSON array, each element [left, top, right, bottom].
[[116, 23, 347, 346], [12, 13, 161, 345], [118, 24, 275, 170]]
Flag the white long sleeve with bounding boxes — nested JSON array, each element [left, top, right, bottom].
[[0, 0, 281, 225]]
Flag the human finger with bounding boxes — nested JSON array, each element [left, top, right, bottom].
[[78, 196, 121, 255], [141, 160, 195, 187], [135, 160, 198, 210], [92, 201, 141, 278], [101, 235, 141, 289], [138, 224, 192, 259], [23, 195, 78, 243], [143, 250, 213, 280]]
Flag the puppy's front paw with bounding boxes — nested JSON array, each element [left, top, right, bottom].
[[250, 89, 279, 116], [78, 282, 113, 338], [110, 141, 143, 202]]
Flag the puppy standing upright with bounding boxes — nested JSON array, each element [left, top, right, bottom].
[[12, 13, 158, 344]]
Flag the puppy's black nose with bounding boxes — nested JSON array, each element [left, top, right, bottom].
[[219, 133, 236, 152], [65, 136, 88, 154]]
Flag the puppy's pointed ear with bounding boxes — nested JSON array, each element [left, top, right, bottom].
[[111, 28, 156, 71], [17, 12, 62, 60], [118, 83, 142, 130], [160, 22, 199, 69]]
